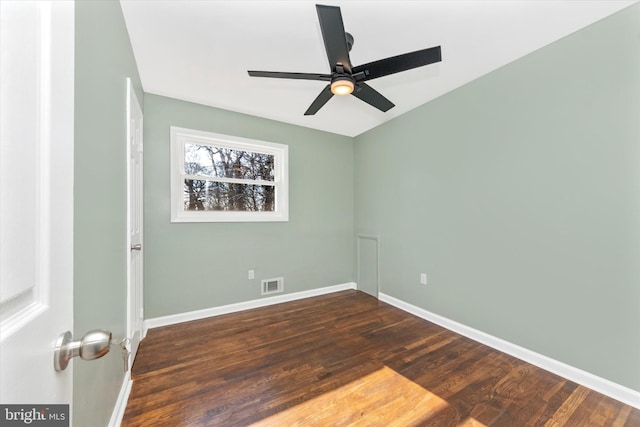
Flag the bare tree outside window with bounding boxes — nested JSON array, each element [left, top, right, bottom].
[[183, 144, 276, 212]]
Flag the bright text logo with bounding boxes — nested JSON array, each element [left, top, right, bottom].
[[0, 405, 69, 426]]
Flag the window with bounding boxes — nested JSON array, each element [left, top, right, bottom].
[[170, 127, 288, 222]]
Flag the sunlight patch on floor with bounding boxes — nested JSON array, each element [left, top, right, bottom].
[[249, 366, 449, 426], [459, 417, 488, 427]]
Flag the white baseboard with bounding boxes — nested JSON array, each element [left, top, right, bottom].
[[379, 292, 640, 410], [145, 282, 357, 330], [108, 370, 132, 427]]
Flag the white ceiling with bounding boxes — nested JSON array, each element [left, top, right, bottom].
[[120, 1, 636, 137]]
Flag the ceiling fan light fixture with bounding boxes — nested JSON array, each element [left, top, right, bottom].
[[330, 78, 354, 96], [247, 4, 442, 115]]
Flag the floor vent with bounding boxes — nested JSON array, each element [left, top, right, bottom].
[[261, 277, 283, 295]]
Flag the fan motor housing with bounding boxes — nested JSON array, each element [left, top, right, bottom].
[[331, 73, 354, 85]]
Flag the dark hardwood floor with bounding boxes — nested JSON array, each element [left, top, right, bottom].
[[122, 290, 640, 426]]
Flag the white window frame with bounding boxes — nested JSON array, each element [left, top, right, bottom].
[[170, 126, 289, 222]]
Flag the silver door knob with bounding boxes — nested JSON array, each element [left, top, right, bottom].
[[54, 329, 112, 372], [131, 243, 142, 251]]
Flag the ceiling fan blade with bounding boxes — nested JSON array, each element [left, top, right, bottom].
[[352, 82, 394, 112], [304, 84, 334, 115], [352, 46, 441, 81], [316, 5, 352, 74], [248, 70, 332, 81]]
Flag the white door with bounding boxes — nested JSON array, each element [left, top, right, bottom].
[[0, 0, 75, 409], [126, 78, 144, 365]]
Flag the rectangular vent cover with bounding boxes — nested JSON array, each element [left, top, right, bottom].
[[261, 277, 283, 295]]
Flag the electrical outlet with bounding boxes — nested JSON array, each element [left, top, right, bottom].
[[420, 273, 427, 285], [248, 269, 255, 280]]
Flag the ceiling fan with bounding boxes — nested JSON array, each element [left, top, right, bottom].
[[248, 4, 442, 116]]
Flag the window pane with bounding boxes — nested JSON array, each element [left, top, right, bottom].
[[184, 144, 274, 181], [184, 179, 275, 212]]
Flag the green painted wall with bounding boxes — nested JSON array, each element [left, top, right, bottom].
[[71, 3, 639, 421], [354, 4, 640, 391], [143, 94, 354, 318], [74, 1, 143, 425]]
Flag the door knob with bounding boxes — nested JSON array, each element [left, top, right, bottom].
[[131, 243, 142, 251], [54, 329, 112, 372]]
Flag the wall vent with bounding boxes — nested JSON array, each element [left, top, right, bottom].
[[261, 277, 283, 295]]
